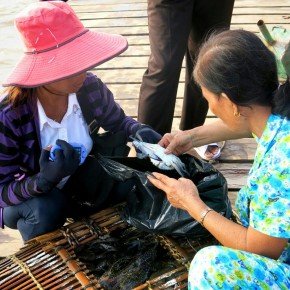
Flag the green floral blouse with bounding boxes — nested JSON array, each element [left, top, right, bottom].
[[236, 114, 290, 264]]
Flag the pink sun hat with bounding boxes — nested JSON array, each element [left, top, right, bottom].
[[3, 1, 128, 88]]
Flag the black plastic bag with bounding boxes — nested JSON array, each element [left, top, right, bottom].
[[62, 131, 130, 217], [98, 154, 232, 237]]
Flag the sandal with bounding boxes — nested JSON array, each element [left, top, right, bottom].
[[194, 141, 225, 161]]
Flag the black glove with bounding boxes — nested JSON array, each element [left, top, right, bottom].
[[132, 124, 162, 144], [36, 140, 80, 192]]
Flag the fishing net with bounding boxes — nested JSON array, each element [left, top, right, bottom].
[[76, 227, 176, 289]]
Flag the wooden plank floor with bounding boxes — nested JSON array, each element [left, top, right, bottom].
[[0, 0, 289, 257]]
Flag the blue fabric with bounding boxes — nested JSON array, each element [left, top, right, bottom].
[[188, 246, 290, 290], [236, 114, 290, 264], [3, 188, 67, 241]]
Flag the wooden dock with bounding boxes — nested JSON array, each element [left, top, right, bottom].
[[0, 0, 289, 257]]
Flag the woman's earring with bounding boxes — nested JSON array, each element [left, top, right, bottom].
[[234, 111, 240, 117]]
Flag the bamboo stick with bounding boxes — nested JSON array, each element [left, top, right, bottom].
[[57, 247, 96, 290]]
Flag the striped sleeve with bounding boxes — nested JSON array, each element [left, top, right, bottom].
[[0, 105, 41, 207], [85, 73, 140, 137]]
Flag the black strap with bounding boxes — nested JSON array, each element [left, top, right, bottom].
[[76, 78, 129, 157], [76, 85, 100, 141]]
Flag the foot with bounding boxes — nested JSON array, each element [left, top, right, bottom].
[[194, 142, 225, 161], [203, 144, 221, 160]]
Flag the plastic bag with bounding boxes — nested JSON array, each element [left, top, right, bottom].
[[98, 154, 232, 237], [62, 131, 130, 217]]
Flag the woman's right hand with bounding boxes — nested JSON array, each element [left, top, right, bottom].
[[158, 131, 194, 156], [147, 172, 204, 215], [37, 140, 80, 190]]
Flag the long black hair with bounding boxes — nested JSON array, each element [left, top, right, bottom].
[[194, 29, 290, 119]]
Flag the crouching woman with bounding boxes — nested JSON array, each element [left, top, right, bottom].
[[0, 1, 160, 242], [148, 30, 290, 289]]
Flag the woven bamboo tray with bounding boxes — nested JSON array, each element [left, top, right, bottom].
[[0, 203, 217, 289]]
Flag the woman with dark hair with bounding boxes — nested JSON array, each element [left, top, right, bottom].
[[148, 30, 290, 288]]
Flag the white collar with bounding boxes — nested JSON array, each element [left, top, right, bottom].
[[37, 93, 80, 131]]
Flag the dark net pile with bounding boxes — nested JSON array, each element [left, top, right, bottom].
[[75, 227, 178, 289]]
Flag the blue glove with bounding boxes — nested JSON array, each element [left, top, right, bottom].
[[36, 140, 80, 192], [133, 124, 162, 144]]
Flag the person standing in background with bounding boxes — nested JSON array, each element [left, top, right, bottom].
[[138, 0, 235, 159]]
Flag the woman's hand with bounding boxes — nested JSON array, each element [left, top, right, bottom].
[[158, 121, 252, 157], [36, 140, 80, 192], [147, 172, 203, 212], [158, 130, 194, 155]]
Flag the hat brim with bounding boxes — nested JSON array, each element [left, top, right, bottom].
[[3, 30, 128, 88]]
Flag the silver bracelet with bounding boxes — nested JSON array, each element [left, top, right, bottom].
[[200, 207, 214, 227]]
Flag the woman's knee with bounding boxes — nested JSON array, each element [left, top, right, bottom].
[[21, 191, 67, 240], [32, 190, 67, 225], [4, 189, 67, 238], [3, 206, 20, 229], [190, 246, 217, 275], [189, 245, 231, 288], [191, 245, 223, 266]]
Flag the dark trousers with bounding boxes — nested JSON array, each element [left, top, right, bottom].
[[3, 180, 133, 241], [3, 188, 67, 241], [138, 0, 235, 135]]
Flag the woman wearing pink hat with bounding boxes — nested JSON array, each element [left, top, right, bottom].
[[0, 1, 161, 241]]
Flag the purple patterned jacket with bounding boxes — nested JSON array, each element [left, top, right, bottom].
[[0, 73, 139, 227]]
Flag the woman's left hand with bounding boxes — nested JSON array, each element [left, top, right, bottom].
[[147, 172, 201, 211]]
